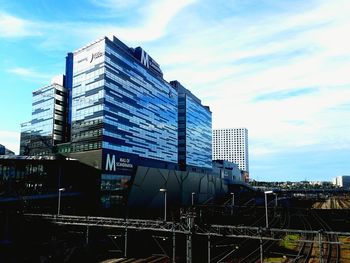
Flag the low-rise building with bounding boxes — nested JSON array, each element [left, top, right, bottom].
[[0, 144, 15, 155], [213, 160, 243, 182]]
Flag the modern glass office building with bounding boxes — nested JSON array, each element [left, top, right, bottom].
[[64, 36, 179, 207], [20, 78, 68, 156], [171, 81, 212, 171], [19, 121, 31, 155], [69, 37, 178, 163]]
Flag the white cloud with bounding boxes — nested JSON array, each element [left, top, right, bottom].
[[0, 13, 40, 38], [0, 0, 196, 49], [14, 0, 197, 50], [151, 0, 350, 162], [103, 0, 197, 42], [8, 67, 34, 77], [0, 130, 20, 154], [7, 67, 53, 81]]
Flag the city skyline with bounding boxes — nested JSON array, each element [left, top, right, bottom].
[[0, 0, 349, 181]]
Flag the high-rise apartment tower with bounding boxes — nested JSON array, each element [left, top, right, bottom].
[[212, 128, 249, 172]]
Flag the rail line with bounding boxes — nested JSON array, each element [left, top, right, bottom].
[[310, 210, 340, 263], [294, 212, 313, 263], [238, 208, 290, 262], [25, 212, 350, 263]]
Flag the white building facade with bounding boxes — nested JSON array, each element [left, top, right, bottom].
[[212, 128, 249, 172]]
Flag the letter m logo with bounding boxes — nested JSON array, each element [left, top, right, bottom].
[[141, 49, 149, 68], [105, 153, 116, 171]]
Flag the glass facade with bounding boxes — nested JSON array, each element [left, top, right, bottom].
[[70, 37, 178, 207], [185, 95, 212, 168], [103, 38, 178, 163], [70, 39, 105, 153], [70, 37, 178, 163], [31, 85, 55, 155], [171, 81, 212, 170], [27, 83, 67, 155], [20, 121, 31, 155]]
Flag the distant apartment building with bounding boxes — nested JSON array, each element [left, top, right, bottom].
[[333, 175, 350, 188], [212, 128, 249, 172]]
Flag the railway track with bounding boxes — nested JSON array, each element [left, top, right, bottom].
[[204, 195, 349, 262], [310, 210, 340, 263], [294, 212, 313, 263], [313, 196, 350, 209], [237, 208, 290, 262]]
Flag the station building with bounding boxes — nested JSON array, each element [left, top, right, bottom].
[[0, 155, 99, 214]]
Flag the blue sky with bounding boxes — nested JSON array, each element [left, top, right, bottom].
[[0, 0, 349, 182]]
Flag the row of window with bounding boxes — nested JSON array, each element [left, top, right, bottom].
[[63, 141, 102, 153], [71, 129, 102, 140]]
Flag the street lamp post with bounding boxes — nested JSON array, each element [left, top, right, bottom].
[[57, 188, 65, 216], [264, 190, 273, 228], [159, 188, 167, 221], [274, 193, 278, 207], [191, 192, 195, 206], [230, 192, 235, 215], [230, 192, 235, 206]]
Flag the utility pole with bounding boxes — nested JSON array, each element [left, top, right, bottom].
[[230, 193, 235, 215], [57, 188, 65, 216], [185, 209, 195, 263], [259, 227, 264, 263], [274, 193, 278, 207], [186, 233, 192, 263], [318, 230, 323, 263], [264, 191, 273, 228], [260, 237, 263, 263], [159, 188, 167, 221], [86, 225, 89, 245]]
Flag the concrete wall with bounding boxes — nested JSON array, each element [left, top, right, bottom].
[[127, 166, 227, 208]]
